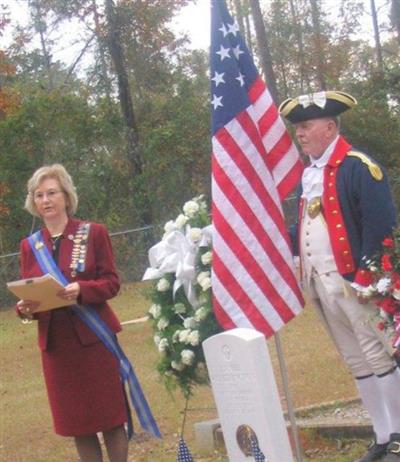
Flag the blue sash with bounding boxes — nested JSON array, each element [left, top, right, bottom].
[[28, 230, 161, 440]]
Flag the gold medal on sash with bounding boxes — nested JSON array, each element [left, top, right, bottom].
[[307, 197, 322, 219]]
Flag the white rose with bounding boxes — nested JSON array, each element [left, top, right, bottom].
[[158, 338, 169, 353], [194, 306, 208, 322], [189, 227, 202, 242], [175, 213, 188, 228], [178, 329, 191, 343], [198, 294, 208, 305], [183, 317, 198, 329], [197, 271, 210, 284], [183, 200, 200, 217], [163, 220, 176, 234], [199, 199, 207, 212], [157, 317, 169, 331], [173, 303, 186, 314], [171, 360, 185, 371], [148, 304, 162, 319], [199, 277, 212, 291], [188, 330, 200, 346], [376, 277, 391, 294], [153, 334, 161, 346], [181, 349, 195, 365], [157, 278, 170, 292], [201, 251, 212, 265], [172, 330, 181, 343]]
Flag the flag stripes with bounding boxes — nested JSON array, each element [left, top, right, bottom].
[[210, 0, 304, 336]]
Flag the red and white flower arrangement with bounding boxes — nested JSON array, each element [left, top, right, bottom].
[[367, 228, 400, 359]]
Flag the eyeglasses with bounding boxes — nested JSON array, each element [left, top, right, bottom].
[[33, 189, 64, 201]]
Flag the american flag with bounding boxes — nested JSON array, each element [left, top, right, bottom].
[[251, 436, 267, 462], [176, 436, 194, 462], [211, 0, 304, 337]]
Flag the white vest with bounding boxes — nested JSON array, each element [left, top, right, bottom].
[[300, 203, 338, 289]]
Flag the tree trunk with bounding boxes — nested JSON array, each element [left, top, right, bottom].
[[104, 0, 152, 224], [233, 0, 246, 37], [390, 0, 400, 43], [309, 0, 327, 90], [370, 0, 384, 72], [104, 0, 142, 175], [289, 0, 306, 93], [30, 0, 53, 90], [244, 7, 253, 54], [248, 0, 279, 103], [92, 0, 113, 107]]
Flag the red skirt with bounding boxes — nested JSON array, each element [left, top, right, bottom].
[[40, 308, 127, 436]]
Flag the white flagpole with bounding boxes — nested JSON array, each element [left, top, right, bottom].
[[274, 332, 304, 462]]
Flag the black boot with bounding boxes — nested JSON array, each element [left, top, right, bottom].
[[355, 439, 389, 462], [383, 433, 400, 461]]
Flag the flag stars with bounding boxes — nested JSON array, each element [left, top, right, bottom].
[[216, 45, 231, 61], [227, 21, 240, 36], [211, 94, 223, 110], [218, 23, 228, 37], [236, 72, 245, 87], [233, 45, 244, 60], [211, 71, 225, 87]]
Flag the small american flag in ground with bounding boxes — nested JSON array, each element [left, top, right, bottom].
[[176, 436, 194, 462], [251, 436, 267, 462], [211, 0, 304, 337]]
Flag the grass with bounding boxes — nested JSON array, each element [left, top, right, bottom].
[[0, 283, 370, 461]]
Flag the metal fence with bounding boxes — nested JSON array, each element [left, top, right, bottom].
[[0, 197, 298, 309], [0, 225, 160, 309]]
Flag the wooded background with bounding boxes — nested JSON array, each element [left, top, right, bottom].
[[1, 0, 399, 295]]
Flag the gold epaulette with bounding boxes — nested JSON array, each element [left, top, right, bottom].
[[347, 151, 383, 181]]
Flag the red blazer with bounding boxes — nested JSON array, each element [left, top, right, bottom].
[[19, 218, 122, 351]]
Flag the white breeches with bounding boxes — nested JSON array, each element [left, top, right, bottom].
[[306, 270, 395, 377]]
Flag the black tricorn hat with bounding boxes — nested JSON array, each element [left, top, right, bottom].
[[278, 91, 357, 123]]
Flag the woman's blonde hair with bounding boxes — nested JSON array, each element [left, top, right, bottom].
[[24, 164, 78, 217]]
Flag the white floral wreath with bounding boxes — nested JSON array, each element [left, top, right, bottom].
[[143, 195, 221, 396]]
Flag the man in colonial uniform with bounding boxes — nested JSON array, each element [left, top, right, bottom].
[[279, 91, 400, 462]]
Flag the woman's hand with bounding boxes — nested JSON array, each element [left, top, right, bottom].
[[58, 282, 81, 303], [17, 299, 40, 319]]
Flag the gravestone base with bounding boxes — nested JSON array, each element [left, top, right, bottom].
[[193, 418, 221, 455]]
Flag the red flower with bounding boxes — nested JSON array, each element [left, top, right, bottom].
[[382, 237, 394, 248], [393, 273, 400, 289], [378, 297, 398, 315], [381, 254, 393, 272], [377, 321, 386, 331]]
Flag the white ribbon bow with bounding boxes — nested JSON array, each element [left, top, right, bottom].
[[143, 225, 213, 307], [298, 91, 327, 109]]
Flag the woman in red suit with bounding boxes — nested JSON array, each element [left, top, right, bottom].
[[16, 164, 128, 462]]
